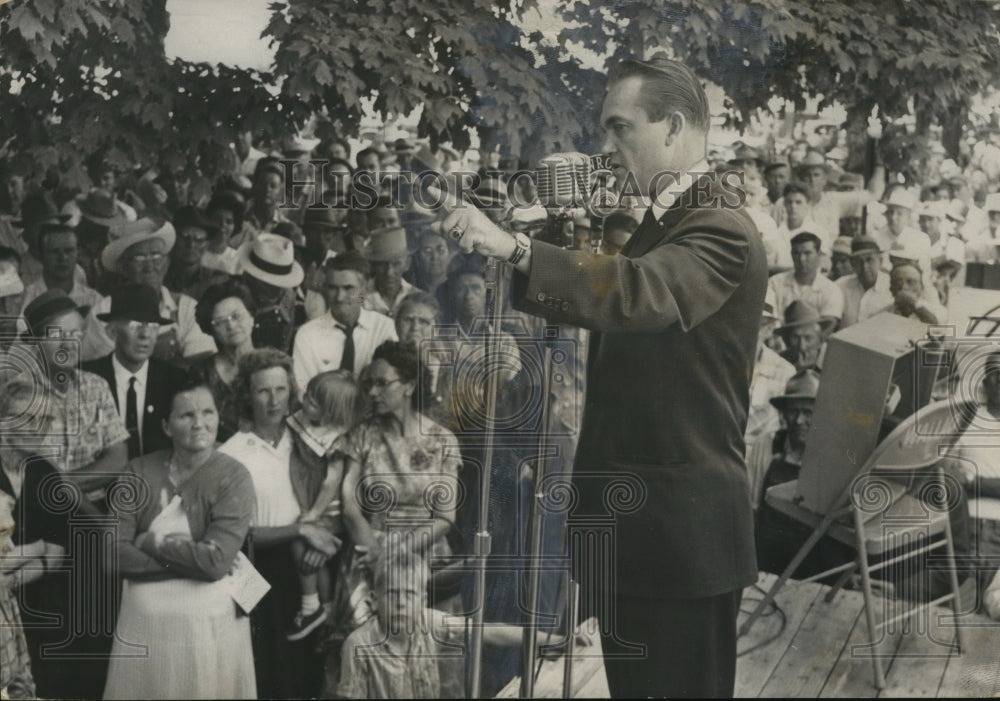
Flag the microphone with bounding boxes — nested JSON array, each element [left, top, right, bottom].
[[535, 152, 591, 209], [586, 154, 618, 254]]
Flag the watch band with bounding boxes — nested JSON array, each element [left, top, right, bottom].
[[508, 233, 530, 265]]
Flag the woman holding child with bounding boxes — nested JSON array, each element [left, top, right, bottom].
[[219, 348, 354, 698]]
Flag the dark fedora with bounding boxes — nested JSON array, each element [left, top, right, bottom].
[[78, 189, 127, 228], [96, 283, 172, 324], [770, 369, 821, 410], [13, 191, 71, 230], [775, 300, 836, 336], [23, 289, 91, 338]]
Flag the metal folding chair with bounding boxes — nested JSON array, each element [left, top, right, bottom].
[[740, 399, 966, 689]]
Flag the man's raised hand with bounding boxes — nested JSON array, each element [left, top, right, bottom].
[[426, 184, 516, 261]]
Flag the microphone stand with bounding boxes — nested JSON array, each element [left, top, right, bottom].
[[468, 253, 505, 699], [521, 219, 581, 698]]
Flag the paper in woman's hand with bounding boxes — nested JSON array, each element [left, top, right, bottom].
[[229, 552, 270, 615]]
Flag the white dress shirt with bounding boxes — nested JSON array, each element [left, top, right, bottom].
[[219, 429, 300, 527], [111, 354, 149, 449], [292, 307, 397, 395], [836, 272, 893, 328], [768, 270, 845, 321]]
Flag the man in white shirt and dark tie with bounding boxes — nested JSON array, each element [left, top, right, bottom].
[[292, 251, 396, 394]]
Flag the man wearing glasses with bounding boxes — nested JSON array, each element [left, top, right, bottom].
[[84, 217, 217, 365], [435, 55, 767, 697], [16, 289, 128, 501], [83, 284, 188, 460]]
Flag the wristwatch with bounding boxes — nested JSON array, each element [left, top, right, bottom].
[[507, 232, 531, 265]]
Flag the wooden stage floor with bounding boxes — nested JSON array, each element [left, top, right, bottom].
[[498, 573, 1000, 698]]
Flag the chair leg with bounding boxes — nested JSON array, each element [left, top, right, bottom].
[[742, 508, 841, 636], [943, 516, 964, 653], [825, 562, 857, 603], [854, 523, 887, 690]]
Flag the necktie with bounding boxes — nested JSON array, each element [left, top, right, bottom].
[[339, 323, 356, 371], [125, 376, 140, 458]]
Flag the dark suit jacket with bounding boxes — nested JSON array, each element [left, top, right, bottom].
[[82, 354, 188, 458], [513, 175, 767, 598]]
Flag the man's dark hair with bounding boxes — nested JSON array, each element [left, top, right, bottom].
[[37, 223, 76, 255], [790, 231, 822, 251], [783, 182, 810, 199], [325, 249, 371, 279], [607, 54, 710, 132]]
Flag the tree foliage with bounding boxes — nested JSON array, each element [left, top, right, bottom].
[[1, 0, 998, 191], [558, 0, 1000, 154], [264, 0, 590, 159], [0, 0, 297, 192]]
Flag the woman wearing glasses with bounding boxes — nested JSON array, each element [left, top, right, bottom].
[[192, 281, 259, 442], [339, 341, 462, 603]]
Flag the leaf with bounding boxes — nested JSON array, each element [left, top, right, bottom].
[[9, 4, 46, 42], [313, 60, 333, 86]]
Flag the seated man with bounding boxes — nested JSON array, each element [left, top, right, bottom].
[[774, 300, 834, 372], [837, 235, 892, 329], [884, 262, 941, 325], [828, 236, 854, 281], [768, 231, 844, 328], [754, 370, 852, 577], [745, 291, 796, 508]]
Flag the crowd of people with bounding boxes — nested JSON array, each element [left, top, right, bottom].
[[1, 113, 1000, 698]]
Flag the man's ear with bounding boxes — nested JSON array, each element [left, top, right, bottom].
[[664, 112, 686, 146]]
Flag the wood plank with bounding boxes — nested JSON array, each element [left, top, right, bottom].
[[937, 612, 1000, 698], [495, 617, 606, 698], [878, 601, 958, 698], [759, 585, 866, 697], [819, 596, 903, 698], [735, 573, 824, 698]]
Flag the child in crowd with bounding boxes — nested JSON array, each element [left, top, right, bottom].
[[286, 369, 365, 640], [336, 547, 581, 700]]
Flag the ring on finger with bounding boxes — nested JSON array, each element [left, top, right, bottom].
[[448, 225, 464, 241]]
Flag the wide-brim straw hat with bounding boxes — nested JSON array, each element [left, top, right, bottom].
[[101, 217, 176, 271], [238, 232, 305, 288]]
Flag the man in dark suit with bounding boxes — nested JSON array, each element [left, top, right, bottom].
[[433, 55, 767, 697], [82, 283, 188, 459]]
